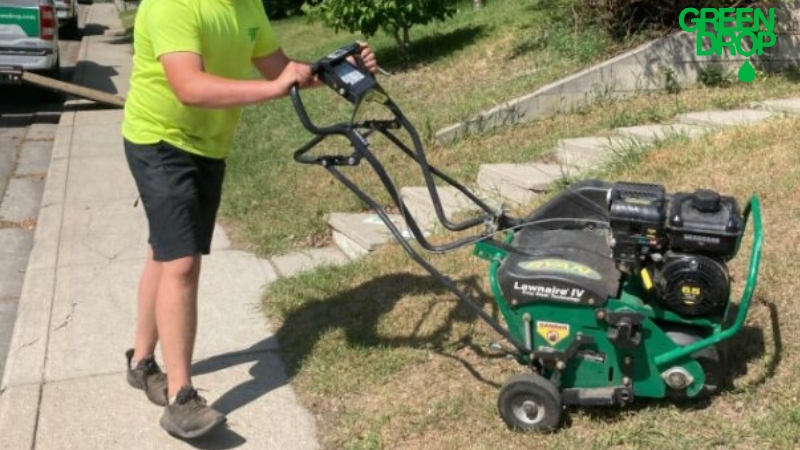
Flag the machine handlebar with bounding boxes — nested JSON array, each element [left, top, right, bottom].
[[289, 42, 381, 166]]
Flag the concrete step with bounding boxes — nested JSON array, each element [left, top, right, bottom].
[[271, 247, 350, 277], [477, 163, 568, 206], [613, 123, 711, 143], [327, 212, 412, 258], [400, 186, 479, 232], [675, 109, 774, 128], [332, 231, 370, 259], [755, 98, 800, 114], [553, 136, 629, 170]]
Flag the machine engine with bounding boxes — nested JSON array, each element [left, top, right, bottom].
[[608, 182, 744, 317], [495, 181, 744, 320]]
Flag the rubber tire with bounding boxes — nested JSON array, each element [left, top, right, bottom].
[[60, 16, 80, 40], [665, 329, 722, 401], [498, 373, 563, 432]]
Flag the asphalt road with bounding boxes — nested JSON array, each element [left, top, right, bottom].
[[0, 8, 89, 381]]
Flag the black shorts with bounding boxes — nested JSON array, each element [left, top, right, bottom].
[[124, 139, 226, 262]]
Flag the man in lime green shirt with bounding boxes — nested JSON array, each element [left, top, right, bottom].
[[121, 0, 376, 439]]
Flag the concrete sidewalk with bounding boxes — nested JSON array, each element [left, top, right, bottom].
[[0, 4, 320, 449]]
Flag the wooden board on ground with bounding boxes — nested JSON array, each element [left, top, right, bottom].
[[21, 71, 126, 108]]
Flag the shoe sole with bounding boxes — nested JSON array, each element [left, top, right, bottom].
[[160, 414, 227, 439]]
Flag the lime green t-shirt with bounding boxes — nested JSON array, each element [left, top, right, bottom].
[[122, 0, 279, 159]]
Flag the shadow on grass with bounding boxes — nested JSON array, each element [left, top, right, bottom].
[[275, 271, 506, 389], [570, 295, 781, 428], [378, 25, 487, 71], [768, 64, 800, 84], [725, 296, 782, 386]]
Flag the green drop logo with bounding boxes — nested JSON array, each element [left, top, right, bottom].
[[738, 59, 756, 83]]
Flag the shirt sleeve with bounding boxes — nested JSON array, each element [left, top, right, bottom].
[[145, 0, 202, 59], [251, 8, 280, 58]]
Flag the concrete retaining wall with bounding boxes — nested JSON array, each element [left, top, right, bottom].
[[435, 2, 800, 145]]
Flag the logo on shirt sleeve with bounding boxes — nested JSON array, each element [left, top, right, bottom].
[[248, 27, 259, 42]]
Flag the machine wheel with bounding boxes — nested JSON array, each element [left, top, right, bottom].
[[497, 373, 563, 432], [665, 329, 723, 401]]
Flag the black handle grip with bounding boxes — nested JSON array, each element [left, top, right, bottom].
[[310, 42, 362, 75]]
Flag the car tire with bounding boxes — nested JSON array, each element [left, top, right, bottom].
[[60, 16, 80, 40]]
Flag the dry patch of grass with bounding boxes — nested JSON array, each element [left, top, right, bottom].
[[264, 117, 800, 449]]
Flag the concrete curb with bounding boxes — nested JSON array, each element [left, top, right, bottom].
[[0, 9, 93, 450], [0, 15, 89, 392]]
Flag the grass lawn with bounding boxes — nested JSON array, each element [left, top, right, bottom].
[[222, 0, 655, 255], [263, 111, 800, 450]]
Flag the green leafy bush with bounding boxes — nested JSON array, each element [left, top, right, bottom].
[[302, 0, 457, 59], [263, 0, 309, 19]]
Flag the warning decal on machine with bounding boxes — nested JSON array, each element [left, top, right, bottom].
[[536, 321, 570, 346]]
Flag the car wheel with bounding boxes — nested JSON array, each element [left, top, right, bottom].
[[60, 16, 80, 40]]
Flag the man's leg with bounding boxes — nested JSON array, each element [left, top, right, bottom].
[[132, 246, 161, 362], [124, 142, 170, 406], [156, 254, 202, 398], [155, 252, 224, 439], [126, 246, 170, 406]]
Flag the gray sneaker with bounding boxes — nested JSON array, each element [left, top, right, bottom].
[[125, 349, 169, 406], [160, 386, 227, 439]]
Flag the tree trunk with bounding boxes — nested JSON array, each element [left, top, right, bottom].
[[473, 0, 483, 9], [392, 27, 410, 63]]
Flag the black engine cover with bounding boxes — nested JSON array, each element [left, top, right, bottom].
[[657, 254, 730, 317], [498, 228, 622, 306]]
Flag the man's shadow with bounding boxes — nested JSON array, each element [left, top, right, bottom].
[[185, 271, 499, 448], [191, 337, 283, 415], [191, 271, 502, 412], [273, 271, 504, 385]]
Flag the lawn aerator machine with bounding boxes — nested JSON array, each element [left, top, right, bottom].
[[288, 44, 764, 432]]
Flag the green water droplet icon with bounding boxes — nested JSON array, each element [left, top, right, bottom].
[[738, 60, 756, 83]]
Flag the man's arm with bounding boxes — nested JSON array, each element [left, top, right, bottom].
[[252, 48, 318, 88], [160, 52, 307, 108], [251, 44, 379, 86]]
